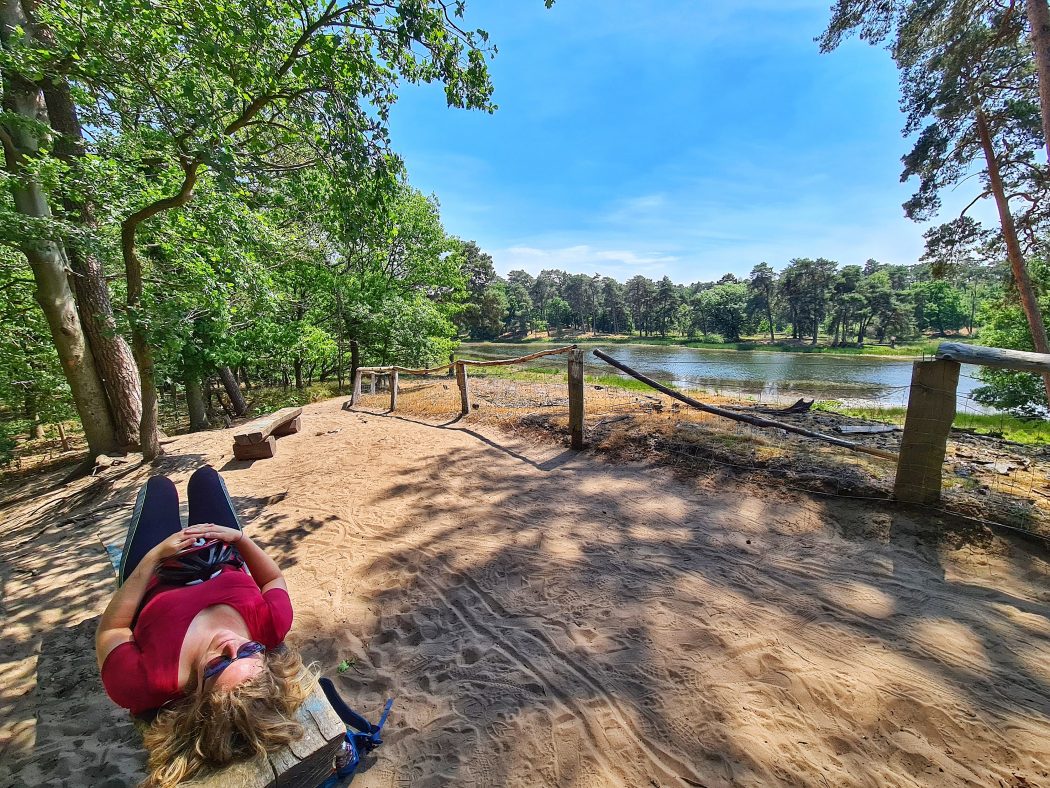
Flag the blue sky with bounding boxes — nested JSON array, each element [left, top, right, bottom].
[[387, 1, 988, 283]]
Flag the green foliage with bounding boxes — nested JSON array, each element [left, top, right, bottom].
[[971, 260, 1050, 415], [910, 280, 967, 334], [815, 402, 1050, 444], [690, 283, 752, 342], [0, 248, 75, 437]]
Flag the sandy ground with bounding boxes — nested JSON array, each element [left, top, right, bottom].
[[2, 397, 1050, 787]]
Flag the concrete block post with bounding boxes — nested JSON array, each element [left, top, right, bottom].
[[893, 359, 960, 504]]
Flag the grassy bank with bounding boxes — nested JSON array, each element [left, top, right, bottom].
[[815, 402, 1050, 444], [470, 335, 958, 359], [457, 361, 659, 393]]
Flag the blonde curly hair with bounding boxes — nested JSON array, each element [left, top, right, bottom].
[[142, 647, 316, 787]]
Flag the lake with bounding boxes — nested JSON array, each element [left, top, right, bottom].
[[459, 342, 989, 411]]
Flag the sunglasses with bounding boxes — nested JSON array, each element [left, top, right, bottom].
[[203, 641, 266, 683]]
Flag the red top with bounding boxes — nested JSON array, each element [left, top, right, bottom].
[[101, 566, 293, 715]]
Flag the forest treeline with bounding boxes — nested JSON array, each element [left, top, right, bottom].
[[7, 0, 1050, 461], [460, 252, 1001, 346]]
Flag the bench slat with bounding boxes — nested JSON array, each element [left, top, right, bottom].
[[234, 408, 303, 445], [182, 681, 345, 788]]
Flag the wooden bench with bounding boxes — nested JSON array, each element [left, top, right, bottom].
[[232, 407, 302, 460], [181, 681, 345, 787]]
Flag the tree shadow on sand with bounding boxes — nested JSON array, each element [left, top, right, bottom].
[[276, 418, 1050, 786], [3, 417, 1050, 786]]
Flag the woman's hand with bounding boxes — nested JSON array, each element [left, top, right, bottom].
[[145, 530, 200, 562], [182, 523, 243, 545]]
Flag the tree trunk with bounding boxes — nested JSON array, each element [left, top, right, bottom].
[[974, 106, 1050, 403], [130, 329, 162, 458], [120, 161, 199, 460], [35, 23, 142, 448], [1028, 0, 1050, 165], [349, 339, 360, 386], [24, 391, 43, 439], [335, 283, 344, 391], [185, 375, 209, 431], [293, 357, 303, 389], [214, 382, 235, 419], [0, 19, 117, 455], [218, 366, 248, 416]]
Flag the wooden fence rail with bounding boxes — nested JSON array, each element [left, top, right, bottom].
[[892, 342, 1050, 503], [346, 345, 586, 448], [592, 349, 899, 462]]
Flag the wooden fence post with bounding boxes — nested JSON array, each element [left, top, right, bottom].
[[455, 361, 471, 415], [369, 372, 376, 395], [350, 368, 363, 406], [389, 370, 399, 411], [894, 359, 960, 504], [568, 348, 585, 449]]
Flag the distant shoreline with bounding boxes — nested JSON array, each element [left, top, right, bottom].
[[458, 335, 960, 362]]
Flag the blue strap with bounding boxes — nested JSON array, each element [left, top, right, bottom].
[[317, 678, 395, 786]]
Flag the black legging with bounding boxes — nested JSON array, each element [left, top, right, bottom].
[[118, 466, 242, 585]]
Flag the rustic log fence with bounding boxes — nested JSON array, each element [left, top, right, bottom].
[[893, 342, 1050, 504], [592, 349, 900, 461], [348, 341, 1046, 506], [346, 345, 586, 449], [593, 343, 1049, 508]]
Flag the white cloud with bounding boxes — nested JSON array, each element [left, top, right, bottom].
[[493, 244, 680, 279]]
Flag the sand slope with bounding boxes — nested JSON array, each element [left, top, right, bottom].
[[2, 397, 1049, 786]]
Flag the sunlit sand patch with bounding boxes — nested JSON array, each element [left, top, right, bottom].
[[829, 579, 896, 619], [626, 523, 692, 544], [1016, 643, 1050, 686], [910, 618, 993, 674], [992, 603, 1050, 639]]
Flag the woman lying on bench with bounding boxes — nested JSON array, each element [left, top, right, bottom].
[[96, 465, 312, 787]]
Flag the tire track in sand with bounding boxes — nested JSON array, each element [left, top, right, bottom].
[[391, 549, 712, 787]]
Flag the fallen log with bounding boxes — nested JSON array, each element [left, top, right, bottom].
[[592, 349, 898, 462], [749, 398, 814, 415], [836, 425, 900, 435]]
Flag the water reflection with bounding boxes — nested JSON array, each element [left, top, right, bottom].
[[461, 342, 987, 410]]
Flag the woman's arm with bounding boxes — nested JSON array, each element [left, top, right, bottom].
[[95, 530, 197, 670], [181, 524, 286, 593]]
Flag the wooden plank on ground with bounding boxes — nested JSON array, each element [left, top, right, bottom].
[[183, 682, 345, 788], [234, 408, 303, 445]]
